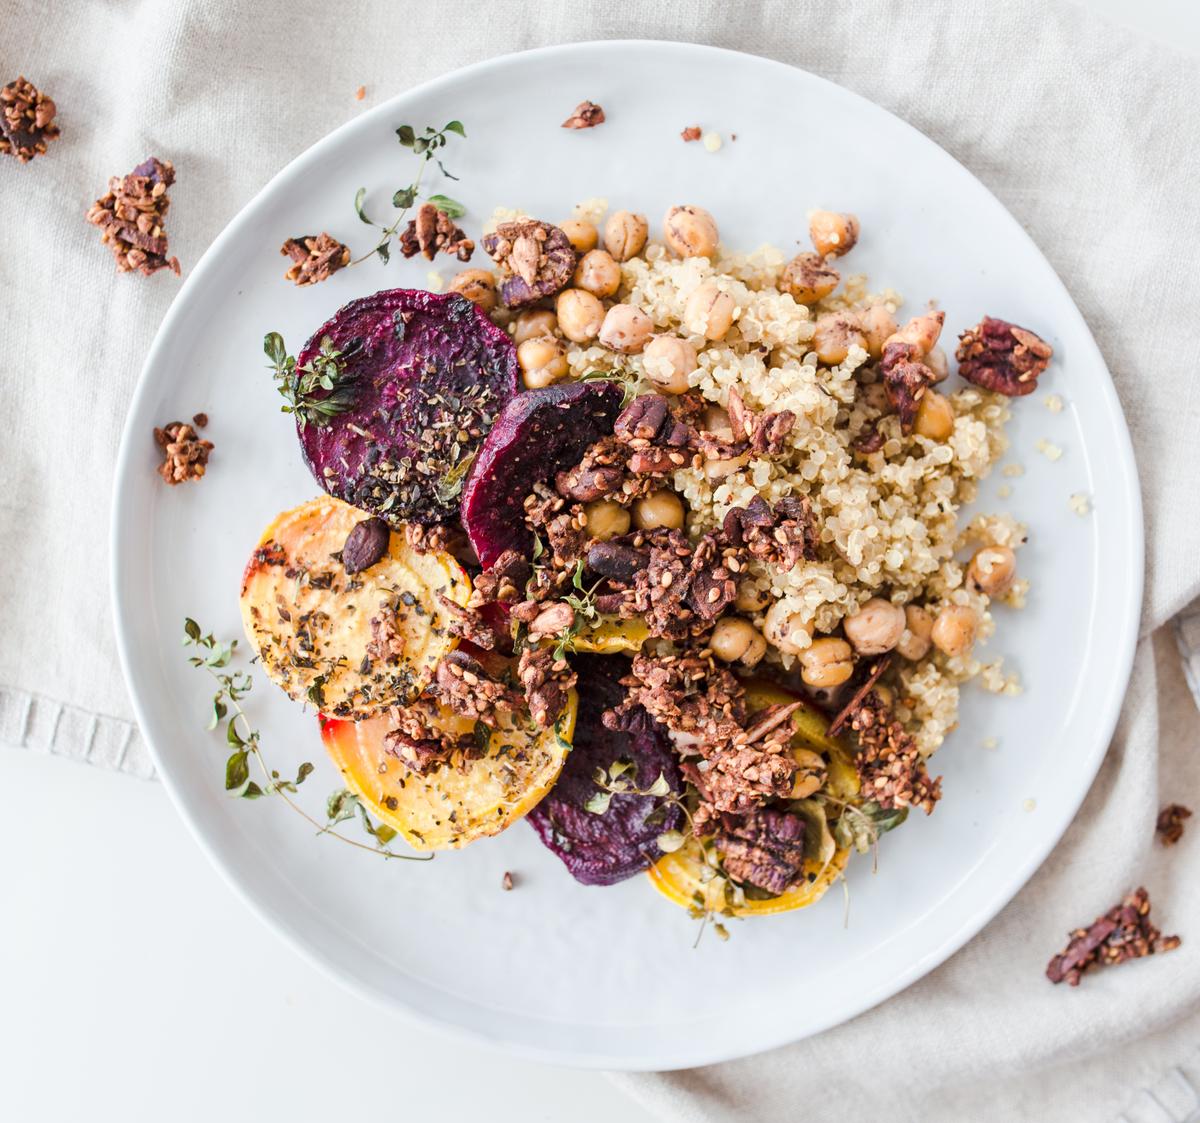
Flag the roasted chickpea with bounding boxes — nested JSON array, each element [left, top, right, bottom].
[[603, 210, 648, 261], [642, 335, 696, 395], [583, 499, 631, 541], [859, 303, 899, 359], [799, 637, 855, 688], [813, 312, 866, 365], [663, 205, 719, 258], [517, 335, 569, 390], [735, 582, 769, 613], [809, 210, 860, 257], [710, 617, 767, 667], [843, 597, 906, 656], [555, 288, 605, 343], [886, 311, 945, 356], [780, 252, 840, 305], [560, 218, 598, 254], [447, 268, 497, 312], [684, 283, 736, 340], [897, 605, 934, 661], [631, 489, 684, 531], [511, 308, 558, 345], [914, 390, 955, 441], [967, 545, 1017, 597], [931, 605, 978, 658], [790, 748, 827, 799], [573, 249, 622, 298], [925, 345, 949, 382], [763, 601, 813, 656], [599, 303, 654, 354]]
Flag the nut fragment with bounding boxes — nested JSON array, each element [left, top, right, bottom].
[[399, 202, 474, 262], [561, 100, 605, 129], [956, 316, 1053, 396], [483, 220, 577, 308], [0, 76, 60, 162], [153, 421, 213, 485], [341, 517, 391, 574], [280, 232, 351, 286], [86, 157, 181, 276]]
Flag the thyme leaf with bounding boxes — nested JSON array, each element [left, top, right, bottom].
[[263, 332, 358, 430]]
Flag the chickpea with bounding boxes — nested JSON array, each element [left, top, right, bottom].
[[873, 683, 896, 708], [859, 303, 898, 359], [780, 252, 840, 306], [809, 210, 860, 257], [967, 545, 1016, 597], [914, 390, 955, 441], [642, 335, 696, 395], [897, 605, 934, 661], [843, 597, 906, 656], [763, 601, 813, 656], [813, 312, 866, 365], [517, 335, 569, 390], [559, 218, 598, 254], [925, 345, 949, 383], [663, 205, 719, 258], [931, 605, 978, 658], [599, 303, 654, 354], [447, 268, 497, 312], [555, 288, 605, 343], [886, 311, 945, 356], [735, 582, 769, 613], [573, 249, 622, 298], [710, 617, 767, 667], [511, 308, 557, 345], [799, 637, 855, 688], [631, 489, 684, 531], [684, 283, 736, 340], [603, 210, 648, 261], [583, 499, 631, 541], [790, 748, 827, 800]]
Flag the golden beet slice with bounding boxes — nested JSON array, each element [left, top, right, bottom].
[[320, 691, 577, 851], [239, 496, 469, 718]]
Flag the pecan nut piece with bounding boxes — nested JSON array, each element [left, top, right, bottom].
[[956, 316, 1053, 396], [716, 808, 807, 895], [281, 232, 351, 285], [614, 394, 691, 447], [556, 461, 626, 503], [399, 203, 474, 262], [341, 517, 390, 574], [482, 220, 577, 308]]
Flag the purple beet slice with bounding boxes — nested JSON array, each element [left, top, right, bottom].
[[528, 655, 684, 887], [460, 380, 624, 568], [296, 288, 518, 527]]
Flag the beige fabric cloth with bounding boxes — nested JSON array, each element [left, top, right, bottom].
[[2, 0, 1199, 1117]]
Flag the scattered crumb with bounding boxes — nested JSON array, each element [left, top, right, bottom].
[[425, 270, 444, 292], [501, 870, 515, 891], [572, 197, 608, 225], [1002, 463, 1025, 478], [280, 232, 351, 286], [1068, 492, 1091, 516], [731, 133, 738, 141], [1003, 578, 1030, 609], [982, 737, 998, 750], [1023, 798, 1037, 812], [997, 484, 1012, 499], [681, 125, 702, 142], [1157, 804, 1192, 846], [1046, 887, 1180, 986], [561, 100, 604, 129], [1044, 393, 1064, 413], [85, 157, 181, 276], [154, 420, 213, 485], [355, 85, 366, 101], [192, 412, 208, 428], [1, 76, 61, 162], [1035, 438, 1063, 461], [702, 131, 722, 152]]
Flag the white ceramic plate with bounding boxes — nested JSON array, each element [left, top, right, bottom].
[[111, 41, 1141, 1071]]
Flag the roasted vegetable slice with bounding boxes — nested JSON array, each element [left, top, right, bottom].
[[320, 692, 577, 851], [460, 379, 624, 568], [239, 496, 469, 718], [295, 288, 518, 527]]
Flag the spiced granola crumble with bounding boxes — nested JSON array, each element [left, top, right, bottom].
[[280, 232, 351, 286], [561, 100, 605, 129], [1046, 887, 1180, 986], [0, 76, 60, 162], [1156, 803, 1192, 847], [86, 157, 181, 276], [153, 421, 212, 485]]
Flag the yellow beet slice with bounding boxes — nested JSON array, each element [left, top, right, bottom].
[[239, 496, 469, 718], [567, 615, 650, 655], [320, 691, 577, 851]]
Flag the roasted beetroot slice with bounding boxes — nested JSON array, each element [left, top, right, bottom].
[[460, 380, 623, 568], [528, 655, 683, 887], [296, 289, 518, 527]]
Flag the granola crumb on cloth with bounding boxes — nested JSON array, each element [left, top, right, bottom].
[[0, 76, 60, 162], [1046, 887, 1180, 986], [1157, 803, 1192, 846], [153, 421, 212, 485], [86, 157, 181, 276], [280, 232, 350, 285]]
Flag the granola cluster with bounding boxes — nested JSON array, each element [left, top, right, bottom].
[[561, 100, 605, 129], [844, 689, 942, 814], [153, 420, 212, 485], [86, 157, 181, 276], [280, 232, 351, 285], [1046, 888, 1180, 986], [482, 219, 576, 308], [399, 202, 474, 262], [956, 316, 1053, 397], [1, 76, 59, 162], [517, 645, 577, 728]]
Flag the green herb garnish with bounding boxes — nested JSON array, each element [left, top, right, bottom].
[[263, 331, 358, 430]]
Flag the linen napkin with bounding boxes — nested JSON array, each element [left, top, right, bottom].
[[2, 1, 1199, 1119]]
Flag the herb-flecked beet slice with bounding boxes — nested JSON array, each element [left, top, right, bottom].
[[296, 288, 518, 527], [460, 380, 624, 568], [527, 655, 684, 886]]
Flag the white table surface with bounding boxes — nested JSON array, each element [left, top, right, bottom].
[[3, 4, 1196, 1121]]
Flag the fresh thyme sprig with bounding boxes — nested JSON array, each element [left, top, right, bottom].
[[183, 619, 431, 862], [553, 559, 606, 659], [263, 332, 359, 430], [352, 120, 466, 266]]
